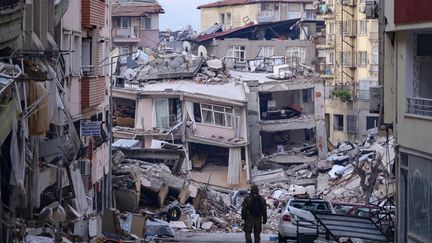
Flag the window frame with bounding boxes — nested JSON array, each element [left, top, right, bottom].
[[258, 46, 274, 58], [199, 103, 238, 128], [333, 114, 344, 131], [227, 46, 246, 63], [286, 46, 306, 63]]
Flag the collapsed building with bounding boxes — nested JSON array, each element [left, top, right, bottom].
[[112, 51, 251, 188], [231, 70, 328, 166]]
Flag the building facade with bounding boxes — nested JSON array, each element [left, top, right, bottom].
[[316, 0, 380, 144], [198, 0, 317, 31], [111, 0, 164, 54], [384, 0, 432, 242]]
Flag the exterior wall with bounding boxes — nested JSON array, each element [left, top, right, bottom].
[[140, 29, 159, 48], [208, 38, 316, 65], [200, 4, 260, 31], [61, 0, 82, 119], [200, 2, 316, 31]]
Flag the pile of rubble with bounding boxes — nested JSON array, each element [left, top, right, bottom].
[[118, 49, 233, 85]]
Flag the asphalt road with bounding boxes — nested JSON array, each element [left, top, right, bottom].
[[163, 232, 279, 243]]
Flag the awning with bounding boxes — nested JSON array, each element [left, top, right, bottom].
[[313, 213, 389, 242]]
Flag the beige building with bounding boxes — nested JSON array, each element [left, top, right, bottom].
[[316, 0, 380, 144], [384, 0, 432, 242], [198, 0, 317, 31]]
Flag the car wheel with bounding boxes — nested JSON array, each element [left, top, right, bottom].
[[278, 233, 286, 243], [168, 206, 181, 221]]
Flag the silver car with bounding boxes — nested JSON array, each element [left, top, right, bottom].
[[277, 198, 335, 242]]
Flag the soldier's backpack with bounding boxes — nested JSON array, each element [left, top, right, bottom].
[[249, 195, 262, 217]]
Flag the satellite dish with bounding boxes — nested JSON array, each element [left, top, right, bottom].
[[183, 41, 192, 53], [198, 45, 208, 59]]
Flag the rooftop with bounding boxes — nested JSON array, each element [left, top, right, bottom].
[[197, 0, 313, 9], [112, 1, 164, 17]]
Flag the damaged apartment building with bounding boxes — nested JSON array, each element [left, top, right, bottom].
[[0, 0, 111, 241], [231, 70, 328, 166], [191, 0, 324, 70], [111, 51, 251, 188]]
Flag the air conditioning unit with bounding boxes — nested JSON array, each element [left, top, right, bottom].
[[365, 0, 378, 19], [80, 159, 91, 176], [369, 86, 383, 113]]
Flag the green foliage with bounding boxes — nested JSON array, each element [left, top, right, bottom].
[[332, 88, 352, 102]]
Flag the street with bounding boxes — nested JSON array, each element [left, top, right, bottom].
[[164, 232, 279, 243]]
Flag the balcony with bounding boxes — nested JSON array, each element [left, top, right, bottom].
[[406, 97, 432, 117], [318, 63, 335, 78], [112, 27, 140, 43], [342, 21, 357, 37]]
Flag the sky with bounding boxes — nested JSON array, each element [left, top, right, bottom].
[[157, 0, 215, 31]]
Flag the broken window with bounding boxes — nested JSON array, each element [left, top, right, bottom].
[[347, 115, 357, 133], [199, 103, 237, 128], [154, 98, 182, 128], [366, 116, 378, 130], [334, 114, 344, 131], [227, 46, 246, 63]]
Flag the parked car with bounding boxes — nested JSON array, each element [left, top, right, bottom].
[[277, 198, 334, 242], [332, 202, 380, 217]]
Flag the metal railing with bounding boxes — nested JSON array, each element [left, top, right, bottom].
[[406, 97, 432, 117], [81, 65, 96, 76], [318, 63, 334, 76]]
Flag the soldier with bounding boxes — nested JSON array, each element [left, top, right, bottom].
[[241, 184, 267, 243]]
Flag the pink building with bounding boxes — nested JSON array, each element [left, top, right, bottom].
[[111, 0, 164, 54]]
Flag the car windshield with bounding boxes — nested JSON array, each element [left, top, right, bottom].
[[289, 200, 331, 213]]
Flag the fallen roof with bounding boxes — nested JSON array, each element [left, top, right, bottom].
[[128, 80, 247, 102], [194, 19, 300, 43], [313, 213, 389, 242], [197, 0, 313, 9], [112, 2, 164, 17]]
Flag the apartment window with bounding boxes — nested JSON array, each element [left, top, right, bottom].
[[359, 20, 368, 35], [155, 99, 169, 128], [327, 22, 335, 34], [219, 13, 225, 25], [200, 104, 236, 128], [305, 10, 316, 20], [340, 51, 350, 67], [286, 47, 306, 63], [334, 114, 344, 131], [261, 3, 276, 17], [347, 115, 357, 133], [366, 116, 378, 130], [288, 3, 301, 19], [226, 13, 232, 26], [258, 46, 274, 58], [72, 35, 80, 75], [63, 32, 71, 76], [358, 51, 368, 67], [141, 17, 151, 30], [227, 46, 246, 62], [371, 46, 378, 65], [117, 17, 130, 28], [328, 52, 334, 64], [302, 88, 313, 103], [120, 47, 129, 64]]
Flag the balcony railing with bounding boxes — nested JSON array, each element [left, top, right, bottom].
[[113, 27, 138, 38], [407, 97, 432, 117], [318, 63, 334, 76]]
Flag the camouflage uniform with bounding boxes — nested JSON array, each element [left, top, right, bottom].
[[241, 185, 267, 243]]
